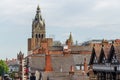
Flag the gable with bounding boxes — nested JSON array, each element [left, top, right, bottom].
[[89, 47, 98, 65], [98, 47, 106, 64], [108, 45, 115, 63]]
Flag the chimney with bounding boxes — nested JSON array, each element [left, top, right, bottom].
[[45, 52, 53, 72], [60, 65, 63, 72], [84, 57, 88, 73], [69, 65, 74, 75]]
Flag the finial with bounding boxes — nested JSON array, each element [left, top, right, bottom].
[[36, 5, 41, 13], [19, 51, 22, 54], [37, 5, 40, 10], [69, 32, 73, 42]]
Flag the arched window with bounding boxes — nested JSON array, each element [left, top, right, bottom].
[[39, 34, 41, 38], [36, 34, 38, 38], [41, 34, 43, 39]]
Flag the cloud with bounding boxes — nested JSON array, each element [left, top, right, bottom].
[[93, 0, 120, 10], [0, 0, 120, 59]]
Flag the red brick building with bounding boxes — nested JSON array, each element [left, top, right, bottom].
[[26, 5, 91, 80]]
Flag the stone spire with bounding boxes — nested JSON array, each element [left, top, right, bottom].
[[66, 32, 73, 48], [37, 5, 40, 12], [35, 5, 41, 21], [69, 32, 73, 43], [32, 5, 46, 39]]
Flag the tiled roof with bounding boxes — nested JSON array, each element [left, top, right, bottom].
[[30, 56, 45, 71], [92, 45, 112, 61], [103, 45, 111, 59], [114, 46, 120, 54], [51, 55, 74, 72], [114, 46, 120, 62], [70, 46, 92, 52], [73, 54, 91, 64], [90, 44, 120, 64], [94, 46, 101, 60]]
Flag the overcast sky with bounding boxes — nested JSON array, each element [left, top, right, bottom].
[[0, 0, 120, 59]]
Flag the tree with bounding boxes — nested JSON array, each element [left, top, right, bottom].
[[0, 60, 9, 76]]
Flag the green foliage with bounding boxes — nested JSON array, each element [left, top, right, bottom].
[[9, 71, 15, 79], [0, 60, 9, 76]]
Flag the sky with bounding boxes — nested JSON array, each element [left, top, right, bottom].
[[0, 0, 120, 59]]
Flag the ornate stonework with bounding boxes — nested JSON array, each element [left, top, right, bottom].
[[32, 5, 45, 39]]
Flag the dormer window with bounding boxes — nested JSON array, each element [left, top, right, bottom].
[[93, 56, 98, 64], [111, 55, 119, 64]]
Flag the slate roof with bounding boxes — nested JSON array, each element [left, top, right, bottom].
[[73, 54, 91, 64], [48, 46, 63, 51], [30, 55, 45, 71], [40, 72, 89, 80], [114, 46, 120, 62], [103, 45, 111, 59], [91, 45, 111, 60], [8, 60, 19, 66], [29, 54, 91, 72], [29, 48, 91, 80], [51, 55, 74, 72], [70, 46, 92, 52]]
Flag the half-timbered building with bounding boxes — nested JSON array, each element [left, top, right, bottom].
[[89, 43, 120, 80]]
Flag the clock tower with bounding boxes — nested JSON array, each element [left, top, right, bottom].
[[28, 5, 46, 52], [32, 5, 46, 39]]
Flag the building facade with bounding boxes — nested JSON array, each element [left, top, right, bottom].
[[89, 43, 120, 80], [26, 5, 92, 80], [25, 5, 120, 80]]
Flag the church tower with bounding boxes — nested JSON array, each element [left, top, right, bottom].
[[32, 5, 46, 39], [28, 5, 46, 52]]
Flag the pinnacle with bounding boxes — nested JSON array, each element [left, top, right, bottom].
[[37, 5, 40, 10]]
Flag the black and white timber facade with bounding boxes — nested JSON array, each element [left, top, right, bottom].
[[89, 43, 120, 80]]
